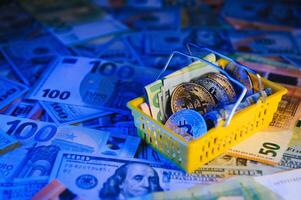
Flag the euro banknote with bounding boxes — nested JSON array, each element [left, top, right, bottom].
[[227, 86, 301, 166], [0, 115, 140, 180], [28, 56, 160, 111], [144, 169, 301, 200]]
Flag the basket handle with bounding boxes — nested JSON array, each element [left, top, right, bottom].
[[156, 49, 247, 127], [185, 43, 267, 126]]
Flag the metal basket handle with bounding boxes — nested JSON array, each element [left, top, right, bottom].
[[156, 49, 248, 127], [186, 43, 267, 125]]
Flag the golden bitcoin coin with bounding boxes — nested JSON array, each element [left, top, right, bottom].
[[171, 83, 216, 115], [204, 72, 237, 103], [192, 77, 231, 105]]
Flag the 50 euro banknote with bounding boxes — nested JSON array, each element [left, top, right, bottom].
[[227, 86, 301, 166]]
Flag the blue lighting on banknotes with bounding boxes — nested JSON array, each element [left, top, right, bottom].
[[0, 0, 300, 199]]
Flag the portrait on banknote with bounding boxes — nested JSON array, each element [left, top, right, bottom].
[[99, 162, 163, 199]]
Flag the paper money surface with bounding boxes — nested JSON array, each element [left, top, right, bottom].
[[28, 56, 160, 112], [33, 179, 82, 200], [254, 168, 301, 200], [50, 152, 277, 199], [227, 86, 301, 166], [143, 169, 301, 200], [40, 101, 112, 125], [0, 98, 43, 120], [0, 130, 20, 155], [0, 177, 48, 200], [0, 77, 28, 110], [229, 30, 299, 56], [1, 33, 70, 86], [20, 0, 128, 45], [0, 115, 140, 180]]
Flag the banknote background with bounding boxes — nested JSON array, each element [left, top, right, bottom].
[[0, 0, 301, 199]]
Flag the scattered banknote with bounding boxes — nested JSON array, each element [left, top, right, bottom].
[[227, 86, 301, 166], [0, 115, 140, 180], [40, 101, 112, 125], [20, 0, 128, 45], [0, 51, 19, 81], [0, 0, 300, 198], [0, 76, 28, 110], [143, 168, 301, 200], [112, 8, 181, 30], [0, 98, 43, 120], [0, 177, 48, 200], [223, 0, 301, 30], [1, 33, 70, 85], [78, 113, 133, 129], [50, 152, 272, 199], [145, 29, 233, 55], [0, 130, 20, 155], [0, 2, 46, 44], [253, 168, 301, 200], [229, 30, 300, 56], [135, 141, 170, 163], [28, 56, 160, 112]]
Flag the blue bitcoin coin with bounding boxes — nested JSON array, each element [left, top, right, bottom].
[[165, 109, 207, 140]]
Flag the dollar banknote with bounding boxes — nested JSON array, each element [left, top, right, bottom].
[[0, 98, 43, 120], [78, 113, 133, 129], [223, 0, 301, 30], [113, 8, 180, 30], [50, 152, 272, 199], [97, 36, 144, 66], [0, 77, 28, 110], [40, 101, 112, 125], [20, 0, 128, 45], [145, 29, 233, 55], [229, 30, 299, 56], [0, 115, 140, 180], [0, 177, 48, 200], [227, 86, 301, 166], [28, 56, 160, 111], [135, 141, 170, 163]]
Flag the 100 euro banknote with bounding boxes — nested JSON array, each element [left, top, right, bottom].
[[0, 115, 140, 180], [28, 56, 160, 112]]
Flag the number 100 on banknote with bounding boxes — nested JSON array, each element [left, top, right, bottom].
[[29, 56, 159, 112]]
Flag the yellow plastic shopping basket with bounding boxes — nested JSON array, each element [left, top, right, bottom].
[[127, 47, 287, 173]]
